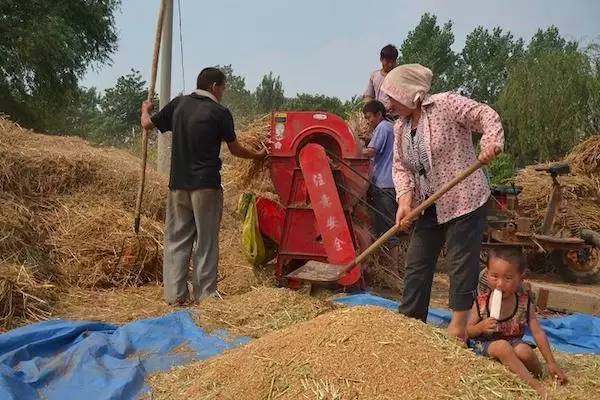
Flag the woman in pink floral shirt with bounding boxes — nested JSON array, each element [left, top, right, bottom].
[[380, 64, 504, 341]]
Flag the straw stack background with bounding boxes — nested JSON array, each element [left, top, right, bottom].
[[516, 135, 600, 234], [0, 117, 168, 329]]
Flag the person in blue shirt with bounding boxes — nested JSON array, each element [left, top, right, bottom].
[[362, 100, 400, 265]]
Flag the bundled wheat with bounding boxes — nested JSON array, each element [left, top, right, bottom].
[[42, 195, 164, 288], [0, 263, 55, 331], [195, 287, 336, 338], [346, 109, 372, 145], [566, 134, 600, 175], [150, 307, 561, 400], [221, 114, 278, 201]]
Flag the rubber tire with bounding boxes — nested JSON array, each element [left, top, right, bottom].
[[552, 230, 600, 284]]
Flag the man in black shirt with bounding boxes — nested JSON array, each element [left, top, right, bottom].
[[141, 67, 266, 305]]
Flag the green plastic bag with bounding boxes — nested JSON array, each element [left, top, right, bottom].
[[238, 193, 266, 267]]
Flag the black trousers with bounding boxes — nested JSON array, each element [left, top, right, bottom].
[[370, 187, 400, 247], [398, 203, 487, 322]]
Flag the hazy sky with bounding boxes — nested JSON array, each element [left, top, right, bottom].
[[82, 0, 600, 100]]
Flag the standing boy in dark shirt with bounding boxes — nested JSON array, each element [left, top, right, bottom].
[[141, 67, 266, 305]]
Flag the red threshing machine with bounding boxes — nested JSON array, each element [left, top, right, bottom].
[[255, 112, 374, 288]]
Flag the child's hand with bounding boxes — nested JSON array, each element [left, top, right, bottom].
[[478, 318, 498, 335], [548, 362, 568, 384]]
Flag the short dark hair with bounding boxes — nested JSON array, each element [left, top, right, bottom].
[[380, 44, 398, 61], [196, 67, 226, 90], [362, 100, 387, 118], [488, 247, 526, 273]]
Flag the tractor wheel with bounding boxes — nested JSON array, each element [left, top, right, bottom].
[[552, 230, 600, 284]]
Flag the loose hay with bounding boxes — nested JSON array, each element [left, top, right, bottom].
[[149, 307, 548, 400], [0, 194, 37, 259], [551, 353, 600, 399], [42, 195, 164, 288], [54, 284, 171, 324], [0, 263, 56, 331], [195, 287, 336, 338]]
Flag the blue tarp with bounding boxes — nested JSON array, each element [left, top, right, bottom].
[[335, 293, 600, 354], [0, 311, 249, 400], [1, 293, 599, 400]]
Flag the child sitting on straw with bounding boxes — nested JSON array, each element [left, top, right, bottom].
[[467, 248, 567, 398]]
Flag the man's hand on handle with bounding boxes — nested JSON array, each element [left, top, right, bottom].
[[140, 100, 155, 131], [256, 148, 268, 160]]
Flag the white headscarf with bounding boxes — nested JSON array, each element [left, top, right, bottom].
[[380, 64, 433, 109]]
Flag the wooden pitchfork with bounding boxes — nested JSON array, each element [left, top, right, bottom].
[[134, 0, 167, 234]]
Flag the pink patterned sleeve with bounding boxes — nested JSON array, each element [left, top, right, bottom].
[[443, 92, 505, 153], [392, 121, 415, 200]]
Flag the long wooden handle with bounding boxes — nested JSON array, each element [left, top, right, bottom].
[[134, 0, 167, 234], [344, 159, 486, 272]]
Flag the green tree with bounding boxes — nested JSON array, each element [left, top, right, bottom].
[[399, 13, 458, 92], [458, 27, 524, 104], [255, 72, 285, 113], [95, 69, 148, 145], [528, 26, 578, 57], [0, 0, 120, 131], [585, 43, 600, 133], [497, 49, 593, 166], [218, 65, 256, 123], [285, 94, 349, 117], [62, 87, 102, 139]]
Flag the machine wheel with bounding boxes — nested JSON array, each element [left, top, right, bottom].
[[552, 230, 600, 284]]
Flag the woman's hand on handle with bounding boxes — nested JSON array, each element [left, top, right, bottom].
[[395, 193, 413, 231], [478, 146, 502, 165]]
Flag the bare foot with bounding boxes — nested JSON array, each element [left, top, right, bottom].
[[534, 383, 548, 399], [447, 323, 467, 343]]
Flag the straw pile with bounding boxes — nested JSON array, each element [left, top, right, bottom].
[[0, 263, 55, 331], [516, 135, 600, 234], [42, 195, 164, 288], [0, 117, 168, 327], [0, 194, 37, 259], [150, 306, 546, 400], [0, 118, 167, 219], [195, 287, 336, 338], [565, 134, 600, 176]]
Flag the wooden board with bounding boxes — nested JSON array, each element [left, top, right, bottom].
[[528, 281, 600, 315]]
